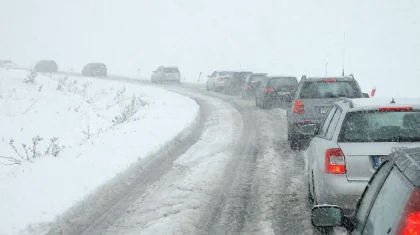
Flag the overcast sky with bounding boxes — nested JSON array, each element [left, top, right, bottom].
[[1, 0, 419, 96]]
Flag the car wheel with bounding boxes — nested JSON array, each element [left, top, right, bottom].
[[212, 84, 217, 92], [206, 83, 210, 91], [289, 131, 301, 151]]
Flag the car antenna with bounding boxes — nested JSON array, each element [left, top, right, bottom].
[[342, 31, 346, 76], [391, 98, 396, 104]]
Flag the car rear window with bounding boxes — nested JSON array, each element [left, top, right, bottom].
[[219, 71, 233, 76], [299, 80, 362, 99], [268, 77, 298, 86], [164, 67, 179, 73], [250, 75, 266, 82], [338, 111, 420, 142]]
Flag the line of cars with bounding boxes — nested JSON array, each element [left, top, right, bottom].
[[1, 59, 108, 77], [205, 70, 420, 234]]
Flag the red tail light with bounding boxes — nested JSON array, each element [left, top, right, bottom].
[[218, 77, 224, 81], [397, 188, 420, 235], [325, 148, 346, 174], [247, 84, 252, 88], [379, 107, 413, 112], [265, 87, 274, 93], [293, 100, 304, 114], [323, 79, 337, 83], [291, 86, 297, 92]]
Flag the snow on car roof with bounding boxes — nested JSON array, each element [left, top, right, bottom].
[[349, 97, 420, 109]]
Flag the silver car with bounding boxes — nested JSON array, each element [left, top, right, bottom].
[[307, 98, 420, 210], [206, 71, 234, 91], [151, 66, 181, 83], [287, 75, 368, 150]]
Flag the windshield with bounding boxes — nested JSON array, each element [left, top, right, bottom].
[[250, 75, 266, 82], [164, 67, 179, 73], [299, 81, 362, 99], [339, 111, 420, 142]]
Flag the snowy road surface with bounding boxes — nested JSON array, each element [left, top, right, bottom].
[[45, 78, 314, 235]]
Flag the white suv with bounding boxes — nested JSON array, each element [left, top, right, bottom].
[[307, 98, 420, 210], [206, 71, 234, 91]]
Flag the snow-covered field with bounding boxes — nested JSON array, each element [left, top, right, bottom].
[[0, 69, 199, 235]]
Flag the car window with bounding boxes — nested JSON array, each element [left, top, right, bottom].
[[353, 161, 393, 233], [164, 67, 179, 73], [299, 81, 362, 99], [338, 111, 420, 143], [318, 107, 337, 137], [219, 71, 233, 76], [326, 108, 342, 140], [362, 168, 413, 235]]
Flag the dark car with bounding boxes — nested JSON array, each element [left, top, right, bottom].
[[82, 63, 107, 77], [34, 60, 58, 72], [287, 75, 369, 150], [241, 73, 268, 98], [223, 71, 252, 95], [311, 147, 420, 235], [255, 76, 298, 109]]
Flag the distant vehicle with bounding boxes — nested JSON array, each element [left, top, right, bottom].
[[82, 63, 107, 77], [255, 76, 298, 109], [287, 75, 368, 150], [206, 71, 234, 91], [0, 60, 16, 68], [223, 71, 252, 95], [312, 147, 420, 235], [241, 73, 267, 98], [34, 60, 58, 73], [307, 98, 420, 214], [151, 66, 181, 83]]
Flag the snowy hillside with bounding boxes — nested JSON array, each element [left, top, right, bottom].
[[0, 68, 199, 235]]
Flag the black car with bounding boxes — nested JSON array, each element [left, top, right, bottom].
[[241, 73, 268, 98], [82, 63, 107, 77], [255, 76, 298, 108], [311, 147, 420, 235], [34, 60, 58, 72], [223, 71, 252, 95]]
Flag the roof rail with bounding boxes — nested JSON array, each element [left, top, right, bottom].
[[301, 75, 307, 80], [338, 97, 353, 108]]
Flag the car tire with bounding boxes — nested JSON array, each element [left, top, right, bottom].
[[206, 83, 210, 91], [289, 131, 301, 151], [255, 96, 259, 107]]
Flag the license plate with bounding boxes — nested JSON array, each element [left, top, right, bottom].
[[373, 156, 386, 169], [318, 107, 330, 114]]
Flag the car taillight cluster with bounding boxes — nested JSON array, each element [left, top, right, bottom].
[[293, 100, 304, 114], [218, 77, 224, 81], [265, 87, 274, 93], [396, 188, 420, 235], [325, 148, 346, 174]]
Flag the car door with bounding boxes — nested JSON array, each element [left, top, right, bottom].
[[350, 161, 393, 235], [208, 71, 216, 86], [359, 167, 413, 235], [308, 106, 337, 189]]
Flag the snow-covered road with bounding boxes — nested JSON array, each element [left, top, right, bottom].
[[43, 78, 315, 235]]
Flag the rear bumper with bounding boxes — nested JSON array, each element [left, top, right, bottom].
[[290, 123, 321, 136], [317, 174, 367, 210]]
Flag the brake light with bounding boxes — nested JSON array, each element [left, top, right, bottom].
[[293, 100, 304, 114], [379, 107, 413, 112], [291, 86, 297, 91], [218, 77, 224, 81], [247, 84, 252, 88], [325, 148, 346, 174], [323, 79, 337, 83], [265, 87, 274, 93], [397, 188, 420, 235]]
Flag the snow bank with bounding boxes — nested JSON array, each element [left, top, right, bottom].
[[0, 69, 199, 235]]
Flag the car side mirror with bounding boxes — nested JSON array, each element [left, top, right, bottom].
[[362, 93, 370, 98], [312, 205, 344, 228]]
